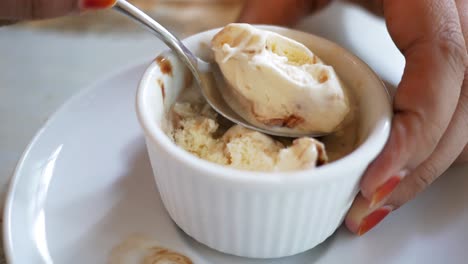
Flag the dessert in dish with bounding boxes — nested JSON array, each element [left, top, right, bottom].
[[167, 24, 357, 172], [168, 85, 357, 172], [171, 99, 328, 172]]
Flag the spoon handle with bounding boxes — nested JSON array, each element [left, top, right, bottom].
[[113, 0, 200, 74]]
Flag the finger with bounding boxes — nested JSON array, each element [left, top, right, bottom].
[[346, 0, 468, 235], [237, 0, 331, 26], [0, 19, 17, 26], [359, 0, 467, 200], [345, 194, 393, 235], [383, 77, 468, 207], [0, 0, 78, 19], [346, 0, 384, 16], [453, 0, 468, 166], [390, 0, 468, 177], [455, 143, 468, 163], [0, 0, 115, 20], [347, 97, 468, 234]]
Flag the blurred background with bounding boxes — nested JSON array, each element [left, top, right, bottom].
[[22, 0, 243, 34]]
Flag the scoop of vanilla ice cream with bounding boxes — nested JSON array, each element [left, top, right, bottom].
[[212, 23, 350, 134]]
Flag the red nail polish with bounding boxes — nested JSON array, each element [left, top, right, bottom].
[[357, 206, 392, 236], [370, 176, 401, 207], [80, 0, 116, 10]]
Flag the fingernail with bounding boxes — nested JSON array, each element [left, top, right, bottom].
[[357, 205, 393, 236], [79, 0, 116, 10], [370, 170, 408, 207]]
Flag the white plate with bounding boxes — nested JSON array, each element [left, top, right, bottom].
[[4, 2, 468, 263]]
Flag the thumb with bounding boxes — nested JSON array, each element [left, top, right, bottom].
[[238, 0, 332, 26], [0, 0, 115, 20]]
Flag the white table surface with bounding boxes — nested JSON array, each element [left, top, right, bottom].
[[0, 2, 408, 262]]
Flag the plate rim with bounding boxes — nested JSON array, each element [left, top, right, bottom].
[[2, 60, 150, 263]]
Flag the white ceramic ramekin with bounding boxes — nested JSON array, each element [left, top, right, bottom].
[[136, 26, 392, 259]]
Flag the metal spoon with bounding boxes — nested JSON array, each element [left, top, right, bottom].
[[113, 0, 322, 138]]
